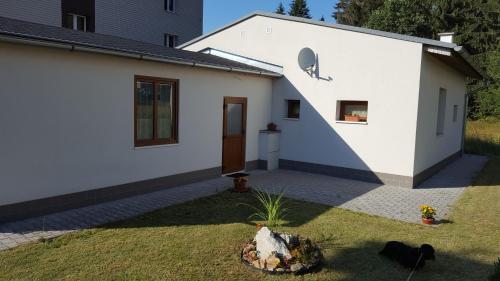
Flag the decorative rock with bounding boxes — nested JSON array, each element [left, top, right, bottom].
[[265, 254, 281, 270], [290, 263, 305, 273], [279, 233, 299, 248], [255, 227, 292, 260], [252, 259, 266, 269]]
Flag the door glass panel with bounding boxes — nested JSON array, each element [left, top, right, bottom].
[[227, 103, 242, 135], [136, 82, 154, 140], [157, 83, 173, 139]]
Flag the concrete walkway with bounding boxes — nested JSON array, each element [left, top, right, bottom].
[[0, 155, 487, 251], [251, 155, 488, 223]]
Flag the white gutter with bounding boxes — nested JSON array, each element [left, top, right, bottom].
[[0, 34, 283, 78]]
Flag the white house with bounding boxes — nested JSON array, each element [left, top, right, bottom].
[[181, 12, 483, 187], [0, 13, 482, 222]]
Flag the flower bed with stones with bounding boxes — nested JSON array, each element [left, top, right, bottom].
[[240, 227, 323, 275]]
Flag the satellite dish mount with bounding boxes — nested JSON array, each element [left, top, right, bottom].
[[298, 47, 316, 75]]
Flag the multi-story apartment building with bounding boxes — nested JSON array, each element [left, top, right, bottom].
[[0, 0, 203, 46]]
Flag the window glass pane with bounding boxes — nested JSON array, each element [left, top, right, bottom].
[[157, 84, 173, 139], [453, 105, 458, 122], [339, 101, 368, 122], [345, 104, 367, 117], [136, 82, 154, 140], [76, 16, 85, 31], [227, 103, 242, 135], [287, 100, 300, 118], [167, 0, 175, 11], [436, 89, 447, 135], [65, 14, 73, 29]]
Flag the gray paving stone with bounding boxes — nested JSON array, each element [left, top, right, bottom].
[[0, 155, 486, 251]]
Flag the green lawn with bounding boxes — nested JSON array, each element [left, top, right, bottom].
[[0, 158, 499, 280]]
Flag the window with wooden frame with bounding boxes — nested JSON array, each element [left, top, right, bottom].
[[286, 100, 300, 119], [338, 101, 368, 122], [135, 76, 178, 147]]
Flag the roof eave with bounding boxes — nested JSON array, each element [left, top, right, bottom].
[[453, 46, 486, 79], [0, 32, 282, 78]]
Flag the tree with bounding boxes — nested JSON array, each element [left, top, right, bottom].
[[289, 0, 312, 19], [275, 2, 286, 15], [365, 0, 437, 39], [333, 0, 384, 26], [435, 0, 500, 119], [319, 15, 325, 21]]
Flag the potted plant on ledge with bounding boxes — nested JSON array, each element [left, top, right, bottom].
[[420, 205, 436, 225]]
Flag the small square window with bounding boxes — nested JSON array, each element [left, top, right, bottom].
[[338, 101, 368, 122], [286, 100, 300, 119], [164, 34, 178, 48], [165, 0, 175, 12]]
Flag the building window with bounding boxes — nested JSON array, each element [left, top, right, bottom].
[[164, 34, 178, 48], [436, 88, 447, 135], [453, 105, 458, 122], [135, 76, 179, 147], [165, 0, 175, 12], [338, 101, 368, 122], [286, 100, 300, 119], [65, 14, 87, 31]]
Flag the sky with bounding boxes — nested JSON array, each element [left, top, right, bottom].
[[203, 0, 339, 34]]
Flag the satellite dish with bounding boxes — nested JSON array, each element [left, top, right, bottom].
[[298, 47, 316, 71]]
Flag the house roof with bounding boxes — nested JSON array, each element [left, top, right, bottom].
[[179, 12, 484, 79], [0, 16, 282, 78]]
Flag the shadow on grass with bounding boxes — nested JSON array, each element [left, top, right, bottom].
[[102, 190, 332, 229], [465, 137, 500, 157], [324, 241, 494, 281], [472, 156, 500, 187]]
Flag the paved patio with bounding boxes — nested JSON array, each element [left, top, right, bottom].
[[251, 155, 488, 223], [0, 154, 487, 251]]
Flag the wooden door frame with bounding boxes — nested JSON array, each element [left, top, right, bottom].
[[222, 97, 247, 174]]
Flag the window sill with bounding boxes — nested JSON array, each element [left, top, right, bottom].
[[283, 118, 300, 121], [134, 143, 180, 150], [336, 121, 368, 125]]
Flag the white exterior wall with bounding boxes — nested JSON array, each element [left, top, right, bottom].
[[413, 53, 466, 174], [184, 16, 423, 177], [0, 43, 272, 206]]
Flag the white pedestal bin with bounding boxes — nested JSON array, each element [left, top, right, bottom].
[[258, 130, 280, 171]]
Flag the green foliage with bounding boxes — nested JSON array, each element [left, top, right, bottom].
[[244, 189, 288, 228], [435, 0, 499, 120], [490, 258, 500, 281], [333, 0, 384, 26], [319, 15, 325, 22], [275, 2, 286, 15], [288, 0, 311, 19], [365, 0, 437, 38]]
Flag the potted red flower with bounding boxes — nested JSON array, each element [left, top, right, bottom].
[[344, 115, 361, 122], [233, 176, 249, 193], [267, 122, 277, 131], [420, 205, 436, 225]]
